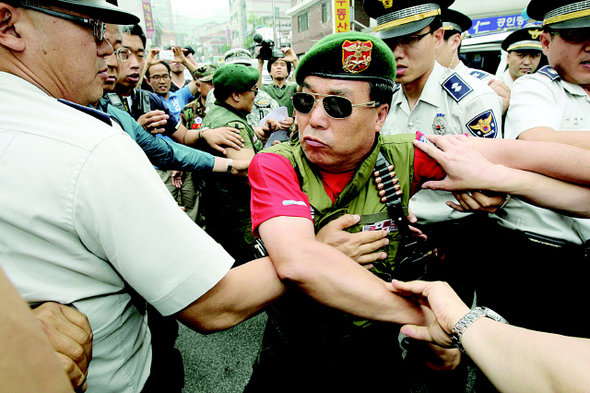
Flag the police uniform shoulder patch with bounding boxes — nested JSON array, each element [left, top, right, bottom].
[[536, 65, 561, 82], [466, 110, 498, 138], [442, 73, 474, 102], [469, 69, 491, 81], [58, 99, 112, 126]]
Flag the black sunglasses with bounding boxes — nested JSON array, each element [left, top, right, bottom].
[[292, 92, 379, 119]]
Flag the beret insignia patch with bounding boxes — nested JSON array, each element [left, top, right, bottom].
[[342, 40, 373, 74], [467, 110, 498, 138]]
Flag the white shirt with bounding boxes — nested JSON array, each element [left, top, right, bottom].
[[0, 72, 234, 392], [500, 69, 515, 89], [497, 66, 590, 244], [382, 62, 503, 224]]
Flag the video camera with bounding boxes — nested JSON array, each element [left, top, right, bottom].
[[253, 33, 285, 61]]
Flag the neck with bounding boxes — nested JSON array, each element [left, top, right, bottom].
[[401, 63, 435, 111], [273, 77, 287, 88], [171, 72, 185, 87], [115, 84, 134, 97]]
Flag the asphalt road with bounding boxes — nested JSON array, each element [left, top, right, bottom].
[[175, 312, 267, 393]]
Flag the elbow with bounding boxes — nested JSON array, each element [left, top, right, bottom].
[[177, 309, 246, 334]]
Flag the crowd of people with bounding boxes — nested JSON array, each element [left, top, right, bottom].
[[1, 0, 590, 392]]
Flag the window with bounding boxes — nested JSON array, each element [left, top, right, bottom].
[[298, 12, 309, 32], [321, 2, 330, 23]]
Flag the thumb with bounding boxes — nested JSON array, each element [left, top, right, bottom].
[[327, 214, 361, 231], [400, 324, 433, 343]]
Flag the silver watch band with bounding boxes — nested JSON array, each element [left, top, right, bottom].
[[451, 306, 508, 353], [226, 158, 233, 174]]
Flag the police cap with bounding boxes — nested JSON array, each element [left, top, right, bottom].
[[527, 0, 590, 29], [441, 8, 472, 34], [501, 26, 543, 52], [213, 64, 259, 92], [363, 0, 454, 39], [43, 0, 139, 24], [295, 32, 396, 87]]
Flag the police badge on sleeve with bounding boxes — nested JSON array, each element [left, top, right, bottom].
[[467, 110, 498, 138]]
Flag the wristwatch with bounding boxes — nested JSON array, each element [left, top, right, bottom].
[[451, 306, 508, 353], [226, 158, 233, 174]]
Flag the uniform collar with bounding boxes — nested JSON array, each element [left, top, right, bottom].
[[392, 61, 444, 110]]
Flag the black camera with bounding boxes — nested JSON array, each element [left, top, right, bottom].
[[253, 33, 285, 61]]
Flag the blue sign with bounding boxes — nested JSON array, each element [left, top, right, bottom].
[[468, 14, 540, 35]]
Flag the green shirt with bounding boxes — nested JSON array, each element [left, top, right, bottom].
[[261, 82, 298, 116]]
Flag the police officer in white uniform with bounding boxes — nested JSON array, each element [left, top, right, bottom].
[[362, 0, 504, 301], [437, 8, 512, 114], [479, 0, 590, 340], [499, 26, 545, 88]]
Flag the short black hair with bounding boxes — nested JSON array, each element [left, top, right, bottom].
[[121, 24, 146, 47], [146, 61, 171, 79], [369, 81, 395, 111]]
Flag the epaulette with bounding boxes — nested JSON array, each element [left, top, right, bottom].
[[393, 83, 401, 93], [442, 73, 473, 102], [536, 65, 561, 82], [58, 99, 112, 126], [469, 69, 492, 81]]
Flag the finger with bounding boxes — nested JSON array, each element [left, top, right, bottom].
[[224, 127, 242, 135], [355, 251, 387, 265], [212, 145, 228, 156], [400, 324, 434, 342], [324, 214, 361, 231], [38, 323, 89, 375], [446, 200, 467, 212], [56, 352, 87, 392]]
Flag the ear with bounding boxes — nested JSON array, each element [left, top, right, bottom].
[[375, 103, 390, 133], [540, 32, 551, 57], [451, 33, 462, 51], [0, 4, 26, 52], [432, 27, 445, 45], [230, 91, 242, 103]]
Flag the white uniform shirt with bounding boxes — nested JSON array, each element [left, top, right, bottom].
[[498, 66, 590, 244], [454, 60, 496, 84], [0, 72, 234, 392], [382, 62, 503, 224], [500, 69, 515, 89]]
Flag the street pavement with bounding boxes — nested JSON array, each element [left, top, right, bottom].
[[176, 312, 267, 393]]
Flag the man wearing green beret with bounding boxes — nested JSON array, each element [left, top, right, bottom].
[[201, 64, 277, 266], [246, 31, 462, 391]]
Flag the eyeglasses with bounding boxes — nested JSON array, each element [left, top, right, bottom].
[[249, 87, 259, 96], [292, 92, 379, 119], [390, 30, 433, 50], [549, 28, 590, 44], [114, 48, 131, 62], [21, 4, 106, 42], [150, 74, 171, 82]]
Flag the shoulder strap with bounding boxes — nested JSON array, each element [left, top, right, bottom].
[[536, 65, 561, 82], [442, 72, 474, 102]]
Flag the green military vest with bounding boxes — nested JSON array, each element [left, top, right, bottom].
[[201, 102, 263, 265], [264, 132, 416, 279], [251, 133, 419, 378]]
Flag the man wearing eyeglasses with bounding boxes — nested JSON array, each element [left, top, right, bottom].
[[0, 1, 295, 392], [475, 0, 590, 344]]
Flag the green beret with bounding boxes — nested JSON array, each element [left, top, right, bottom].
[[295, 32, 396, 87], [212, 64, 259, 92]]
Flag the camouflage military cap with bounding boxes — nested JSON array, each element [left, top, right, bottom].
[[527, 0, 590, 29], [295, 32, 396, 87], [213, 64, 259, 91], [194, 64, 218, 82], [223, 48, 253, 65]]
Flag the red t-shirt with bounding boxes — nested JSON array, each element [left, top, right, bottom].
[[249, 132, 445, 234]]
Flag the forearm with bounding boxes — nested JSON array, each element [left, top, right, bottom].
[[141, 131, 215, 172], [0, 270, 74, 392], [463, 318, 590, 393], [472, 138, 590, 185], [176, 257, 285, 333], [260, 218, 426, 325], [519, 127, 590, 150]]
